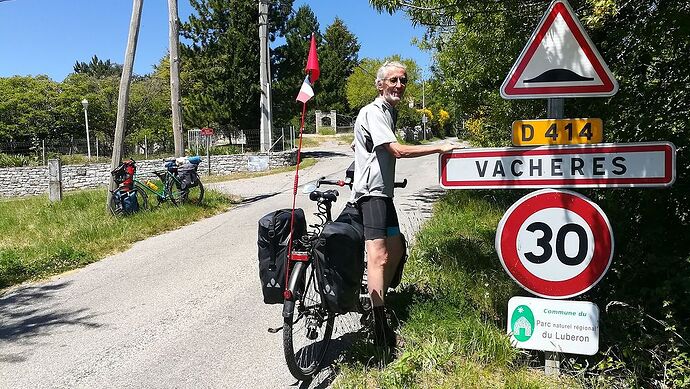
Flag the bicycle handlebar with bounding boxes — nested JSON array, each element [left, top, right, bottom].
[[309, 189, 339, 203], [316, 176, 407, 189]]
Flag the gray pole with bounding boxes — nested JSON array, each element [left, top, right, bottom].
[[258, 0, 272, 152], [544, 97, 564, 376], [207, 135, 211, 176], [168, 0, 185, 157], [82, 103, 92, 160], [422, 78, 426, 141], [109, 0, 143, 198]]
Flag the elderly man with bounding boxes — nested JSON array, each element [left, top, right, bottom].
[[351, 60, 459, 349]]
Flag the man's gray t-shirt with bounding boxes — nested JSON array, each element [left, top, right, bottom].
[[352, 97, 398, 201]]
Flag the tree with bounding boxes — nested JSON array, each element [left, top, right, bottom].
[[180, 0, 294, 140], [316, 17, 360, 115], [271, 4, 320, 126], [345, 56, 422, 129], [74, 55, 123, 79]]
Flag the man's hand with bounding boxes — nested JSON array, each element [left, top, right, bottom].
[[439, 141, 465, 153]]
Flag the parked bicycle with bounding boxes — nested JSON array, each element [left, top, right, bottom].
[[279, 172, 407, 380], [108, 157, 205, 216]]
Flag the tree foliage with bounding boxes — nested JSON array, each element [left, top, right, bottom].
[[74, 55, 123, 79], [271, 5, 320, 126], [316, 17, 360, 115], [180, 0, 294, 136]]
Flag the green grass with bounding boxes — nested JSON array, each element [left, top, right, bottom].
[[333, 190, 576, 388], [0, 188, 237, 289]]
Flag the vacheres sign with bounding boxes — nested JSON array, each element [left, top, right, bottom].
[[439, 142, 675, 189]]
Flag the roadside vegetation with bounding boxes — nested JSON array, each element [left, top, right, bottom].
[[335, 190, 579, 388], [0, 189, 237, 290]]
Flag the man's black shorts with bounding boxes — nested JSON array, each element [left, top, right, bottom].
[[358, 196, 400, 240]]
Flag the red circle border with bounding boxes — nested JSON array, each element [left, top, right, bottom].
[[497, 190, 613, 298]]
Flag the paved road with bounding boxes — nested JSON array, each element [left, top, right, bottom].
[[0, 142, 452, 388]]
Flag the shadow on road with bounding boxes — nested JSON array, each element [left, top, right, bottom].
[[240, 192, 281, 204], [302, 151, 350, 159], [0, 281, 102, 363]]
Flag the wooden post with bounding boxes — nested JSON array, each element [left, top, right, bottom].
[[168, 0, 184, 157], [48, 159, 62, 202], [109, 0, 143, 204]]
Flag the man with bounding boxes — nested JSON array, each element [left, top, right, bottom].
[[352, 60, 460, 348]]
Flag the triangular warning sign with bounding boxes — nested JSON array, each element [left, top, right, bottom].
[[500, 0, 618, 99]]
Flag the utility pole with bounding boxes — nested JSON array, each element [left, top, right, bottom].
[[168, 0, 185, 157], [258, 0, 272, 152], [109, 0, 143, 198], [422, 77, 426, 141]]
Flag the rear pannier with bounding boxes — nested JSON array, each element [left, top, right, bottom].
[[257, 209, 307, 304], [314, 221, 365, 314]]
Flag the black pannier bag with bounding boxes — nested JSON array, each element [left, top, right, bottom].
[[177, 162, 199, 190], [258, 208, 307, 304], [314, 221, 365, 314]]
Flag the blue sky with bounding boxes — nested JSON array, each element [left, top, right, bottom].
[[0, 0, 430, 81]]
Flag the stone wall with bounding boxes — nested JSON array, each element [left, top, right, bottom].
[[0, 151, 295, 198]]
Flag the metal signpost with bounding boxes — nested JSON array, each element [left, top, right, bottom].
[[438, 0, 676, 376], [201, 127, 214, 175]]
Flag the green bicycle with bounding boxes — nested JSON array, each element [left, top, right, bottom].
[[108, 158, 205, 216]]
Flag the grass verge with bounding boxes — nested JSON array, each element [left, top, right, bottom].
[[334, 190, 576, 388], [0, 188, 237, 290]]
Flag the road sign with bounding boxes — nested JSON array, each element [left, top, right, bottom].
[[508, 296, 599, 355], [512, 118, 603, 146], [439, 142, 676, 189], [200, 127, 214, 136], [496, 189, 614, 298], [500, 0, 618, 99]]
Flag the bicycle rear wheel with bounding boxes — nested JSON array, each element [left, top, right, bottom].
[[108, 187, 149, 216], [283, 263, 334, 380], [181, 178, 204, 205]]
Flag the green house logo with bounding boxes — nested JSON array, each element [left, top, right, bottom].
[[511, 305, 535, 342]]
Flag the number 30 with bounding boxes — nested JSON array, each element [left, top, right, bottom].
[[524, 222, 588, 266]]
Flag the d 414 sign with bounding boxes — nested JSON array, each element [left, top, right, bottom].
[[512, 118, 603, 146]]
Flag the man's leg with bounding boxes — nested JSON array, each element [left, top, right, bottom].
[[366, 238, 388, 307]]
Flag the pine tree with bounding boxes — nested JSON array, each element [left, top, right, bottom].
[[317, 18, 360, 116]]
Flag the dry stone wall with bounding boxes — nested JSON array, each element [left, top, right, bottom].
[[0, 152, 295, 198]]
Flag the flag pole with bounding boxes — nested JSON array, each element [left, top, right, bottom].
[[284, 92, 309, 297], [284, 33, 318, 299]]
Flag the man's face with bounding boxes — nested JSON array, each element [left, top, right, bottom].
[[378, 67, 407, 107]]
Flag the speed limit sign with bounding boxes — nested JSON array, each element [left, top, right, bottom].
[[496, 189, 614, 299]]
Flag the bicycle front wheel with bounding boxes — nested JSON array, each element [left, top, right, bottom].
[[283, 263, 334, 380], [108, 186, 149, 216], [165, 176, 184, 206]]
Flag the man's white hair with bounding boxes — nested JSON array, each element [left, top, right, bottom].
[[375, 61, 407, 87]]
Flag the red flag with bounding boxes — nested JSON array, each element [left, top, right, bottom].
[[305, 33, 320, 83]]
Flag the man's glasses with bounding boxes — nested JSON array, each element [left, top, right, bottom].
[[384, 76, 407, 86]]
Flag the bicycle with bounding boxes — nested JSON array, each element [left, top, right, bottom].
[[280, 172, 407, 381], [108, 158, 205, 216]]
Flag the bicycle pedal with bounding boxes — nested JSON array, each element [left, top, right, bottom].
[[267, 325, 283, 333]]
